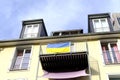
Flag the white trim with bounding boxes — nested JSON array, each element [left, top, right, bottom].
[[24, 24, 39, 38], [108, 43, 114, 63], [10, 46, 32, 70], [27, 45, 33, 70], [117, 40, 120, 51], [92, 18, 110, 32], [99, 41, 106, 66], [19, 49, 25, 69]]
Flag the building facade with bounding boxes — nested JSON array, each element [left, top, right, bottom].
[[112, 13, 120, 31], [0, 13, 120, 80]]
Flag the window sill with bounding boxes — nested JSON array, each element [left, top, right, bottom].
[[9, 69, 28, 71], [105, 63, 120, 65]]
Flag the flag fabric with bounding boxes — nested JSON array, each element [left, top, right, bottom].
[[46, 42, 71, 53]]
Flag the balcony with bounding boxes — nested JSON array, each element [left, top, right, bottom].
[[39, 52, 88, 72], [103, 51, 120, 64]]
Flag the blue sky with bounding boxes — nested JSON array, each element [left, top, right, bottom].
[[0, 0, 120, 40]]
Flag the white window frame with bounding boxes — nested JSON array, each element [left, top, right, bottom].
[[10, 46, 32, 70], [92, 18, 110, 32], [101, 41, 120, 65], [23, 24, 39, 38]]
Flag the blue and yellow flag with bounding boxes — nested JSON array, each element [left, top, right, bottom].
[[46, 42, 71, 53]]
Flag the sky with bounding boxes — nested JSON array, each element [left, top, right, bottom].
[[0, 0, 120, 40]]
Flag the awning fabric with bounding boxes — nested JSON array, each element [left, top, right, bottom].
[[41, 69, 89, 79], [46, 42, 71, 53]]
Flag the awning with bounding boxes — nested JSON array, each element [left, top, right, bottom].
[[39, 52, 88, 72], [41, 69, 89, 79]]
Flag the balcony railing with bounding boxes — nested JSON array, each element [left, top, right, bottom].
[[39, 52, 88, 72], [103, 51, 120, 64]]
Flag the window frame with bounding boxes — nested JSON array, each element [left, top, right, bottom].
[[23, 24, 39, 38], [10, 46, 32, 71], [101, 41, 120, 65], [92, 18, 110, 32]]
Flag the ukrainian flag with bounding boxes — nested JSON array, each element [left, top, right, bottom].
[[46, 42, 71, 53]]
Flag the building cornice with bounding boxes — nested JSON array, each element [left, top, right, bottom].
[[0, 31, 120, 47]]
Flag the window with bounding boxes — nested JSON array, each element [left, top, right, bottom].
[[109, 75, 120, 80], [117, 17, 120, 25], [11, 47, 31, 70], [109, 78, 120, 80], [92, 18, 110, 32], [101, 42, 120, 64], [23, 24, 39, 38]]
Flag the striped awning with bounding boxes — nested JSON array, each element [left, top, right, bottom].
[[39, 52, 88, 72]]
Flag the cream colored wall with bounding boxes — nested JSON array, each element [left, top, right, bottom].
[[88, 40, 101, 80], [73, 42, 87, 52], [0, 45, 40, 80], [2, 40, 120, 80], [88, 39, 120, 80]]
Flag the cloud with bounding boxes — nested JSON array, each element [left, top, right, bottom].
[[0, 0, 120, 40], [18, 0, 84, 35]]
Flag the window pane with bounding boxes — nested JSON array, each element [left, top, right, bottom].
[[17, 50, 23, 56], [13, 50, 23, 69], [94, 20, 100, 28], [24, 49, 31, 57], [101, 19, 110, 31], [21, 63, 29, 69], [12, 48, 31, 70], [93, 18, 110, 32], [13, 65, 20, 69], [25, 25, 32, 34], [13, 56, 22, 69], [33, 24, 39, 33], [111, 43, 120, 63], [32, 24, 39, 37], [25, 49, 31, 53], [24, 25, 33, 38], [101, 43, 112, 64], [22, 57, 30, 63]]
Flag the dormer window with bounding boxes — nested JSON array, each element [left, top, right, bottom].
[[23, 24, 39, 38], [20, 19, 48, 39], [88, 13, 113, 33], [92, 18, 110, 32]]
